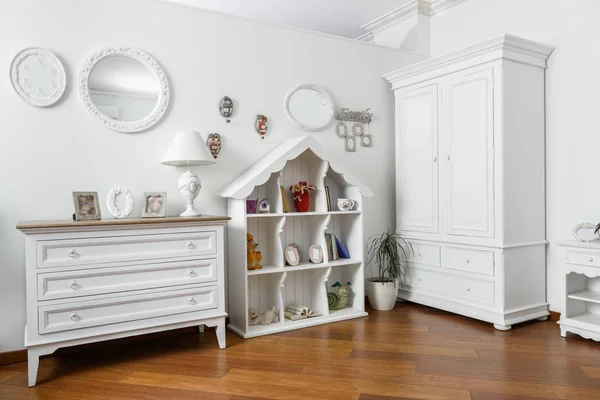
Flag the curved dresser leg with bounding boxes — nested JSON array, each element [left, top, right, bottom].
[[536, 316, 549, 322], [494, 324, 512, 331], [216, 319, 226, 349]]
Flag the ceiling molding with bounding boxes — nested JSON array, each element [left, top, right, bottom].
[[383, 34, 555, 89], [429, 0, 467, 15], [356, 31, 375, 42]]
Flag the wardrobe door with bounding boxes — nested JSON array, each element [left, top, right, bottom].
[[443, 68, 495, 238], [396, 82, 439, 234]]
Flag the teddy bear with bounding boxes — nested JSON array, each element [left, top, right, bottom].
[[247, 233, 262, 270], [248, 307, 279, 325]]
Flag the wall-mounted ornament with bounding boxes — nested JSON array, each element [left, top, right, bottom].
[[335, 121, 347, 138], [352, 123, 364, 137], [345, 135, 356, 152], [219, 96, 234, 123], [255, 115, 269, 140], [207, 133, 222, 159], [10, 47, 67, 107], [335, 108, 372, 124], [106, 187, 135, 219], [361, 134, 372, 147]]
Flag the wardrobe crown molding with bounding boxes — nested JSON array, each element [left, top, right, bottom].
[[383, 34, 555, 88]]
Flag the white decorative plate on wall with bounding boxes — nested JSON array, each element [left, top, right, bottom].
[[10, 48, 67, 107], [572, 222, 600, 242]]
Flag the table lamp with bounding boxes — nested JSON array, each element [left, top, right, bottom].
[[162, 131, 215, 217]]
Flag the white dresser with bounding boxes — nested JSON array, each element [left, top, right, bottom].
[[558, 241, 600, 341], [17, 216, 229, 387], [384, 35, 554, 330]]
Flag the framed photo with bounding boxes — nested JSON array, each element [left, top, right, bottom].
[[285, 244, 301, 266], [142, 192, 167, 218], [309, 244, 323, 264], [72, 192, 101, 221]]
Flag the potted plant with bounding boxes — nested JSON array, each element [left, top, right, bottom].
[[365, 232, 412, 310]]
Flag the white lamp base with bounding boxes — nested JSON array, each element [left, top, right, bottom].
[[178, 169, 202, 217]]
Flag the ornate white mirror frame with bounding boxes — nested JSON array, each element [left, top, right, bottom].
[[283, 84, 335, 132], [78, 47, 170, 133]]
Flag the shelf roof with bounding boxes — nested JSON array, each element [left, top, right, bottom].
[[219, 135, 373, 199]]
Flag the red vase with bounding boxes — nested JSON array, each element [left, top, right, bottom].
[[293, 190, 310, 212]]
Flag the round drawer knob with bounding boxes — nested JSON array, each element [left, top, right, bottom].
[[188, 298, 197, 306], [187, 242, 196, 250], [68, 249, 78, 258], [188, 270, 196, 278], [590, 257, 594, 262], [70, 312, 81, 322], [466, 288, 471, 292], [465, 259, 470, 264], [69, 281, 80, 290]]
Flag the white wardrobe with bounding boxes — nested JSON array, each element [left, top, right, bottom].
[[384, 34, 554, 330]]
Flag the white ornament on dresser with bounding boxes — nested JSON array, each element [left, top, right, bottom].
[[557, 241, 600, 341], [384, 34, 554, 331], [17, 216, 229, 387]]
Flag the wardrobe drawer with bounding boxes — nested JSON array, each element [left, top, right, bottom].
[[36, 231, 217, 269], [442, 247, 494, 276], [407, 267, 495, 305], [37, 259, 217, 301], [38, 286, 218, 334], [566, 250, 600, 268], [407, 242, 440, 267]]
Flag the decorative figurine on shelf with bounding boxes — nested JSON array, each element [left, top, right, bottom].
[[289, 181, 316, 212], [246, 199, 258, 214], [258, 199, 270, 213], [206, 133, 222, 159], [247, 233, 263, 270], [248, 307, 279, 325], [328, 281, 351, 310], [219, 96, 234, 123], [256, 115, 268, 140]]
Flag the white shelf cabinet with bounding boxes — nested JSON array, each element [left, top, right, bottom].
[[219, 136, 373, 338], [558, 241, 600, 341], [384, 34, 554, 330]]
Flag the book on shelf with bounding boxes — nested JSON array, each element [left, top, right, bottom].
[[280, 185, 290, 213], [284, 304, 322, 321], [324, 233, 339, 261], [324, 186, 332, 211], [336, 237, 350, 259]]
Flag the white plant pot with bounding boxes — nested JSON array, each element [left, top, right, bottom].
[[366, 278, 399, 311]]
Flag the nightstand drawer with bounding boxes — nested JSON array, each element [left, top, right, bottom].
[[36, 231, 217, 269], [567, 250, 600, 268], [442, 247, 495, 276], [407, 242, 440, 267], [37, 259, 217, 301], [39, 285, 218, 334]]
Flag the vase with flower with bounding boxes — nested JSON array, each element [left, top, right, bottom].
[[289, 181, 316, 212]]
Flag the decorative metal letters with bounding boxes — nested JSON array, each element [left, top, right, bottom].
[[335, 108, 372, 124]]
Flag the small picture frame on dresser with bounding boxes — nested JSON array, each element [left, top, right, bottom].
[[142, 192, 167, 218], [72, 192, 101, 221]]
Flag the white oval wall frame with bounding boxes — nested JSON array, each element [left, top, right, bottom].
[[10, 48, 67, 107], [283, 84, 335, 132], [78, 47, 170, 133], [572, 222, 600, 242], [106, 187, 135, 219]]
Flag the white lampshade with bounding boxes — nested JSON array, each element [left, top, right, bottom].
[[161, 131, 216, 166]]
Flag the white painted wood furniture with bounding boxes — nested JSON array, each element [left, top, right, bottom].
[[384, 34, 554, 330], [219, 135, 373, 338], [558, 241, 600, 341], [17, 216, 229, 387]]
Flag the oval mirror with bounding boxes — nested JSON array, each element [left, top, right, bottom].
[[283, 84, 335, 132], [79, 47, 169, 133]]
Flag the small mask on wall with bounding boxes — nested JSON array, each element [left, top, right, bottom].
[[256, 114, 269, 140], [219, 96, 234, 123], [207, 133, 222, 159]]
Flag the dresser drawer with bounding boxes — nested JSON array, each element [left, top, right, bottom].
[[38, 286, 218, 334], [566, 250, 600, 268], [36, 231, 217, 269], [442, 247, 494, 276], [37, 259, 217, 301], [407, 242, 441, 267], [406, 267, 495, 305]]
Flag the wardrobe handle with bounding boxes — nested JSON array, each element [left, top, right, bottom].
[[433, 156, 437, 162], [465, 259, 470, 264], [447, 155, 451, 161], [589, 257, 594, 262]]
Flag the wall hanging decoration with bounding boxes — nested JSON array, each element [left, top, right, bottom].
[[572, 222, 600, 242], [361, 135, 372, 147], [328, 282, 351, 310], [141, 192, 167, 218], [335, 108, 372, 124], [345, 135, 356, 152], [219, 96, 234, 123], [352, 123, 364, 136], [106, 187, 135, 219], [334, 108, 373, 152], [72, 192, 102, 221], [247, 233, 263, 270], [258, 199, 270, 213], [285, 244, 301, 266], [10, 47, 67, 107], [335, 121, 347, 138], [283, 84, 335, 132], [309, 244, 323, 264], [206, 133, 222, 159], [79, 46, 170, 133], [255, 115, 269, 140], [289, 181, 316, 212]]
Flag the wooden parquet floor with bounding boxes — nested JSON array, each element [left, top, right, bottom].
[[2, 303, 600, 399]]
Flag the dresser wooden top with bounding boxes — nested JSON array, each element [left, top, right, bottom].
[[16, 215, 230, 230]]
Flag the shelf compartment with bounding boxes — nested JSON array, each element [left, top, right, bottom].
[[327, 263, 365, 311], [568, 290, 600, 304], [247, 272, 286, 326], [246, 216, 285, 268], [247, 259, 362, 276]]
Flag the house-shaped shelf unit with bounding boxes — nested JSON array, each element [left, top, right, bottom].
[[219, 135, 373, 338]]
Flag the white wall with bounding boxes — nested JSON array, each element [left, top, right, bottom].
[[0, 0, 422, 351], [429, 0, 600, 313]]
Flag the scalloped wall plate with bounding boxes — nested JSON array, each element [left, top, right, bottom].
[[572, 222, 600, 242]]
